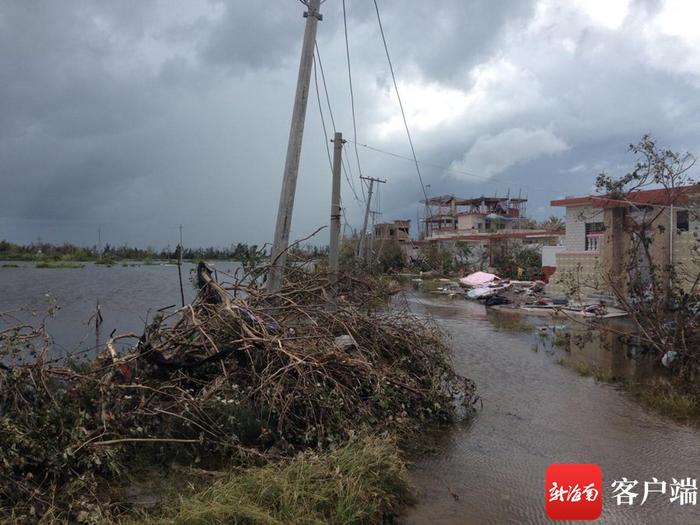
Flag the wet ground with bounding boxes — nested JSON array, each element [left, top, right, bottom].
[[403, 293, 700, 525], [1, 266, 698, 523]]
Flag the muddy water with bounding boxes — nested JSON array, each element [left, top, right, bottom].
[[0, 261, 240, 358], [404, 293, 700, 525], [1, 267, 698, 523]]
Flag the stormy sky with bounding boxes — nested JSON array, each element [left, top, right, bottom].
[[2, 0, 700, 249]]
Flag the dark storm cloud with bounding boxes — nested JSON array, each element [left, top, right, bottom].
[[2, 0, 700, 247]]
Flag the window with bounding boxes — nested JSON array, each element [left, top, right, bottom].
[[676, 210, 689, 232], [585, 222, 605, 234]]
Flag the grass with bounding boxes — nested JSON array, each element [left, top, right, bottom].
[[129, 436, 414, 525], [35, 261, 85, 269], [573, 361, 592, 377], [1, 263, 19, 268], [635, 378, 700, 422], [489, 314, 535, 333]]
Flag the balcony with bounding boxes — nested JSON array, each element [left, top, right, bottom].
[[585, 233, 603, 252]]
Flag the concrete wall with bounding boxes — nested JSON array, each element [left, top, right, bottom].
[[673, 231, 700, 292], [457, 214, 483, 231], [547, 252, 603, 297], [542, 245, 565, 267]]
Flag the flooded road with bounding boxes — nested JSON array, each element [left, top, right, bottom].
[[1, 266, 698, 523], [404, 293, 700, 525]]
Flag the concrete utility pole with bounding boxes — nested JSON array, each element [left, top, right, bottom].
[[267, 0, 323, 294], [357, 175, 386, 261], [97, 228, 102, 259], [329, 132, 344, 290], [177, 224, 185, 307], [369, 209, 382, 266], [424, 184, 431, 239]]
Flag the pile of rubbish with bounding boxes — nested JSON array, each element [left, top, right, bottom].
[[459, 271, 546, 305], [0, 264, 475, 522]]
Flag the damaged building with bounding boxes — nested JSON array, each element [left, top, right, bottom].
[[547, 185, 700, 298]]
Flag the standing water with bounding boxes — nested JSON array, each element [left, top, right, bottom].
[[404, 293, 700, 525], [1, 267, 698, 523]]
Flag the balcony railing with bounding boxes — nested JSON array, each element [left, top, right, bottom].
[[585, 233, 602, 252]]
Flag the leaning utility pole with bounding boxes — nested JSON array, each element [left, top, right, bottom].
[[329, 132, 344, 290], [357, 175, 386, 261], [177, 224, 185, 307], [267, 0, 323, 294]]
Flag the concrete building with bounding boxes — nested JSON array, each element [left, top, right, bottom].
[[422, 195, 529, 239], [373, 220, 411, 243], [419, 195, 562, 269], [547, 186, 700, 297]]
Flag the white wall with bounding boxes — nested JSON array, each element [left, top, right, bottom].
[[542, 245, 565, 266], [564, 205, 603, 251]]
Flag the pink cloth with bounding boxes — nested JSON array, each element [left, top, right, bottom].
[[460, 271, 499, 287]]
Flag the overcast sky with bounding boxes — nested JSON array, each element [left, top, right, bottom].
[[2, 0, 700, 249]]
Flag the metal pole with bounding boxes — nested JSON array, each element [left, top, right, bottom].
[[267, 0, 322, 294], [329, 132, 343, 289]]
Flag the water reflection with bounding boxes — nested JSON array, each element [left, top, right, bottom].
[[0, 261, 241, 361], [404, 293, 700, 525]]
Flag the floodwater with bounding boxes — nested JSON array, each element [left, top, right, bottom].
[[403, 293, 700, 525], [1, 265, 698, 524], [0, 261, 241, 359]]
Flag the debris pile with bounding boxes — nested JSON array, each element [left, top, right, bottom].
[[0, 264, 475, 522]]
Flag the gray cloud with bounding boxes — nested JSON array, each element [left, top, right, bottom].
[[2, 0, 700, 247]]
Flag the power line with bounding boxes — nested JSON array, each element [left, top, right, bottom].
[[372, 0, 428, 203], [348, 139, 490, 183], [348, 138, 700, 212], [314, 40, 362, 203], [342, 0, 366, 201], [312, 54, 334, 177]]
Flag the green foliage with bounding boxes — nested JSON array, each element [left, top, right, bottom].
[[338, 239, 358, 272], [133, 436, 414, 525], [636, 378, 699, 422], [540, 215, 564, 231], [0, 240, 269, 263], [417, 243, 456, 274], [492, 243, 542, 280], [35, 261, 85, 269], [376, 240, 405, 273]]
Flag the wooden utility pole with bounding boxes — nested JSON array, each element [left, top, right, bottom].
[[329, 132, 344, 289], [357, 176, 386, 261], [97, 228, 102, 259], [267, 0, 323, 294]]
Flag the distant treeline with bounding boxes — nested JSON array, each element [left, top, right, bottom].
[[0, 240, 273, 261]]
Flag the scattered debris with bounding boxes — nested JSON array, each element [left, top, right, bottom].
[[0, 265, 475, 522]]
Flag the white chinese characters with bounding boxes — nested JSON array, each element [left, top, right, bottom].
[[548, 482, 600, 503], [610, 477, 697, 506]]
